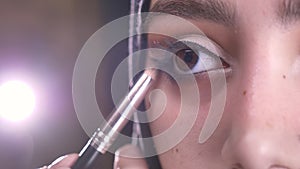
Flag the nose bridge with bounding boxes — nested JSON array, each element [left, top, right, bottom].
[[243, 58, 284, 126], [236, 31, 299, 132], [233, 27, 296, 128], [236, 37, 287, 130], [221, 39, 300, 168]]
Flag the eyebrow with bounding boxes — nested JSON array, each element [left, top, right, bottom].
[[278, 0, 300, 24], [150, 0, 235, 27]]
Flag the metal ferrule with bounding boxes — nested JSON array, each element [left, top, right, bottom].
[[89, 73, 153, 153]]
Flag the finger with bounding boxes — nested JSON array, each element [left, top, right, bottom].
[[48, 154, 78, 169], [114, 144, 148, 169], [38, 167, 70, 169]]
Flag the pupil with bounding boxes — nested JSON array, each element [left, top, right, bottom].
[[184, 50, 194, 63], [175, 48, 199, 71]]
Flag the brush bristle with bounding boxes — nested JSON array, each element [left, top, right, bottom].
[[144, 69, 157, 80]]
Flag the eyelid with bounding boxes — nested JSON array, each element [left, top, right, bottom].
[[174, 34, 228, 61], [171, 34, 233, 75], [146, 34, 232, 75]]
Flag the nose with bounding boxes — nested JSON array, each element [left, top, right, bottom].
[[222, 126, 300, 169], [221, 56, 300, 169]]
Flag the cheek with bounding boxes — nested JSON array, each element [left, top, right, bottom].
[[146, 74, 213, 146], [146, 78, 181, 135], [145, 75, 230, 168]]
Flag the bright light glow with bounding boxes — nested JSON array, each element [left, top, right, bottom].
[[0, 80, 35, 122]]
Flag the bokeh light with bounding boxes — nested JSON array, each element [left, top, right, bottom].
[[0, 80, 35, 122]]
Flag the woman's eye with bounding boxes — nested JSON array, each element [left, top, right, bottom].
[[174, 48, 199, 72], [171, 39, 230, 75], [147, 34, 231, 76]]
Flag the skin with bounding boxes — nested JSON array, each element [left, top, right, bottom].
[[146, 0, 300, 169], [47, 0, 300, 169]]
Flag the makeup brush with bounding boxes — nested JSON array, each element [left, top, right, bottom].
[[71, 70, 156, 169]]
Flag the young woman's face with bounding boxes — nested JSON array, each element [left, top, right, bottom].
[[145, 0, 300, 168]]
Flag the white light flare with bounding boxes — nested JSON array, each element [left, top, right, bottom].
[[0, 80, 36, 122]]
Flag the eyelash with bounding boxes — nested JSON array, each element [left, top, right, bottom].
[[147, 35, 230, 79]]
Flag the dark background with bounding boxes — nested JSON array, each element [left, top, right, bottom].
[[0, 0, 131, 168]]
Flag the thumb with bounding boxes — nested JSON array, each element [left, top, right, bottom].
[[114, 144, 148, 169], [48, 154, 78, 169]]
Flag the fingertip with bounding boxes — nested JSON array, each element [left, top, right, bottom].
[[48, 154, 78, 169], [114, 144, 148, 169]]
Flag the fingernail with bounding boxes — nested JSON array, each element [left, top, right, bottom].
[[48, 155, 68, 168]]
